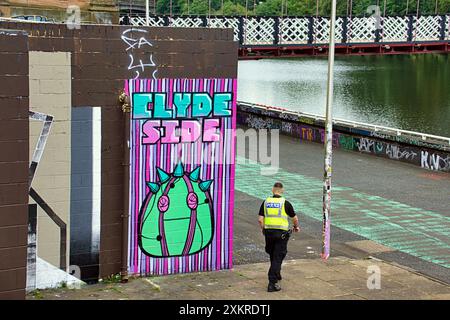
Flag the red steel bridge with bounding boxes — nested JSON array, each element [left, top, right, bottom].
[[120, 14, 450, 59]]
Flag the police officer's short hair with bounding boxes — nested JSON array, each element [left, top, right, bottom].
[[273, 182, 283, 189]]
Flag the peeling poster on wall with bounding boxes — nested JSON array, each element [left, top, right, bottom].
[[126, 79, 237, 275]]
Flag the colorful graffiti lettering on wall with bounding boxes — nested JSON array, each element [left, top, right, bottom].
[[126, 78, 237, 275]]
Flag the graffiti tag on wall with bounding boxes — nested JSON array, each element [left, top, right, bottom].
[[127, 78, 237, 275], [121, 28, 158, 80]]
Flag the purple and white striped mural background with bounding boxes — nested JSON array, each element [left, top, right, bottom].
[[125, 78, 237, 275]]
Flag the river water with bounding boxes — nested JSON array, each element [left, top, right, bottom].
[[237, 54, 450, 137]]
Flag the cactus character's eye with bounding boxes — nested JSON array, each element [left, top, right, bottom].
[[158, 195, 170, 212], [187, 192, 198, 210]]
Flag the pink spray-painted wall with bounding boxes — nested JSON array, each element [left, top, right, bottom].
[[126, 78, 237, 275]]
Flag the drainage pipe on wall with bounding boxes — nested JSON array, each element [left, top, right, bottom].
[[119, 92, 131, 282]]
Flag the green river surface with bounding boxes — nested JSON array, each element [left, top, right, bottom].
[[238, 54, 450, 137]]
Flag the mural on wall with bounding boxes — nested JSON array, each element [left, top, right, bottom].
[[139, 163, 214, 257], [126, 78, 237, 275]]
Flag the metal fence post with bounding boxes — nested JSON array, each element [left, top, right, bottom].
[[440, 15, 446, 41], [238, 16, 245, 45], [273, 16, 280, 45], [342, 16, 348, 43], [308, 16, 314, 44], [375, 19, 382, 43], [201, 16, 208, 27], [407, 15, 414, 42]]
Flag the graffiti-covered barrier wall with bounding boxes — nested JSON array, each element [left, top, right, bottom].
[[0, 30, 30, 299], [237, 103, 450, 173], [0, 20, 238, 295]]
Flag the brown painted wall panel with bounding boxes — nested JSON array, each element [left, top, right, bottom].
[[72, 65, 121, 80], [0, 162, 29, 184], [100, 191, 123, 215], [0, 120, 29, 141], [0, 289, 25, 300], [0, 75, 29, 97], [0, 53, 28, 75], [0, 183, 29, 206], [100, 235, 122, 251], [0, 34, 28, 53], [100, 262, 121, 277], [100, 106, 123, 121], [0, 30, 29, 300], [72, 79, 122, 94], [101, 172, 123, 189], [98, 210, 122, 225], [0, 225, 28, 249], [0, 97, 29, 120], [99, 249, 121, 265], [0, 268, 27, 292], [29, 37, 76, 52], [0, 141, 28, 162], [72, 52, 127, 67], [73, 92, 123, 107], [0, 205, 29, 227], [0, 246, 27, 270]]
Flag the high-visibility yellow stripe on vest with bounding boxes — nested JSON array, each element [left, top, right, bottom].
[[263, 197, 289, 231]]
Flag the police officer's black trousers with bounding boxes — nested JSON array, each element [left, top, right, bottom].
[[264, 229, 289, 284]]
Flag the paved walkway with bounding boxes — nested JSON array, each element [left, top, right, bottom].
[[236, 156, 450, 269], [28, 257, 450, 300], [235, 133, 450, 281]]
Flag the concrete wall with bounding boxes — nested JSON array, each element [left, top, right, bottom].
[[0, 21, 238, 297], [28, 51, 72, 270], [0, 29, 29, 299], [237, 103, 450, 173]]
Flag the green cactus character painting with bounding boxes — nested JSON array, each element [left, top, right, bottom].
[[138, 162, 214, 257]]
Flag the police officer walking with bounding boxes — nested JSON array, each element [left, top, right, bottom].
[[258, 182, 300, 292]]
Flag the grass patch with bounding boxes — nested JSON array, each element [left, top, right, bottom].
[[32, 290, 44, 300]]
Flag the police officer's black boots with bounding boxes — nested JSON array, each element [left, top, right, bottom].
[[267, 282, 281, 292], [276, 272, 282, 281]]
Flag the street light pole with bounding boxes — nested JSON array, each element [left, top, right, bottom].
[[321, 0, 337, 260]]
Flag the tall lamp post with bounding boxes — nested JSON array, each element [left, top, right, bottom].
[[321, 0, 337, 260]]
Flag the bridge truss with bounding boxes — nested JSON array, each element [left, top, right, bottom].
[[121, 15, 450, 58]]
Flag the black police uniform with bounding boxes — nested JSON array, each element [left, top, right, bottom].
[[258, 195, 296, 284]]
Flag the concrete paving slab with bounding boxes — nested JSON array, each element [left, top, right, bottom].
[[27, 257, 450, 300], [345, 240, 396, 254]]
